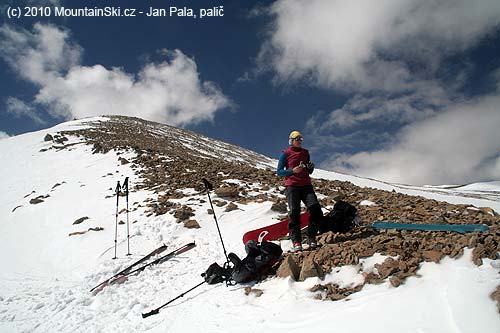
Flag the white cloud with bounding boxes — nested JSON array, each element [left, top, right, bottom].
[[0, 23, 231, 127], [5, 97, 46, 124], [321, 93, 500, 185], [307, 85, 448, 131], [259, 0, 500, 91], [261, 0, 500, 184], [0, 24, 81, 85], [0, 131, 10, 140]]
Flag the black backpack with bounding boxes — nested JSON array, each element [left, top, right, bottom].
[[320, 200, 357, 233], [229, 240, 283, 284]]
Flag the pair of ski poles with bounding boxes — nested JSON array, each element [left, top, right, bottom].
[[113, 177, 131, 259], [142, 178, 230, 318]]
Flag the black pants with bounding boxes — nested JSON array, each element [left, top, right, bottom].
[[285, 185, 322, 243]]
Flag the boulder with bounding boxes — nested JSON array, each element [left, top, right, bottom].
[[299, 255, 324, 281], [215, 187, 239, 198], [276, 255, 301, 281], [184, 219, 201, 229], [225, 202, 239, 212]]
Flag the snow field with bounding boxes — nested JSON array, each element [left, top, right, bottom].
[[1, 118, 499, 332]]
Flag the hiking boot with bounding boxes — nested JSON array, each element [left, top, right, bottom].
[[308, 237, 317, 250], [292, 242, 303, 252]]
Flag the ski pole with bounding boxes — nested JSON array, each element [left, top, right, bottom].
[[202, 178, 229, 265], [113, 180, 121, 260], [142, 281, 206, 318], [123, 177, 131, 256]]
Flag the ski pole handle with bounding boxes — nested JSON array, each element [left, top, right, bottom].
[[122, 177, 129, 191], [202, 178, 213, 191]]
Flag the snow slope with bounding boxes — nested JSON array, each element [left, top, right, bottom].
[[0, 118, 499, 332]]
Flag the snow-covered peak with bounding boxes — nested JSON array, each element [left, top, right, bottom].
[[0, 116, 499, 332]]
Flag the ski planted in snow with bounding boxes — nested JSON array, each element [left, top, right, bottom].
[[369, 222, 489, 234], [91, 242, 195, 294]]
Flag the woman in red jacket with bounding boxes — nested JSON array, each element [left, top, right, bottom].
[[277, 131, 322, 251]]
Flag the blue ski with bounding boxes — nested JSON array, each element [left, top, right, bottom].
[[370, 222, 489, 234]]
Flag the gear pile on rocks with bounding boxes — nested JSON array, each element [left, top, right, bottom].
[[48, 116, 500, 309]]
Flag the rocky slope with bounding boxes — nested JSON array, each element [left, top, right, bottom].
[[45, 115, 500, 309]]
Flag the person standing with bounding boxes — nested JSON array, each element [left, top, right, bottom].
[[277, 131, 323, 251]]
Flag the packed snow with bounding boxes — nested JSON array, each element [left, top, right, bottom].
[[0, 118, 499, 332]]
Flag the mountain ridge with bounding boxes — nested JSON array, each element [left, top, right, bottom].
[[1, 115, 499, 332]]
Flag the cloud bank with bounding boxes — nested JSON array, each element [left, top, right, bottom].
[[0, 23, 231, 127], [320, 93, 500, 185], [0, 131, 10, 140], [5, 97, 47, 125], [260, 0, 500, 91], [260, 0, 500, 184]]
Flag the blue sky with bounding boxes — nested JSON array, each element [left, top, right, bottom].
[[1, 0, 500, 185]]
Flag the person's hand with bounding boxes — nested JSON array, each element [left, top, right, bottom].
[[306, 161, 314, 170], [292, 166, 303, 173]]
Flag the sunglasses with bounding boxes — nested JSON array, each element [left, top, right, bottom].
[[292, 137, 303, 141]]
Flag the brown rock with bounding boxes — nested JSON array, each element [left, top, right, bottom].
[[423, 250, 443, 263], [30, 195, 49, 204], [214, 200, 227, 207], [316, 283, 364, 301], [490, 285, 500, 313], [363, 272, 385, 285], [374, 257, 399, 278], [73, 216, 89, 225], [69, 231, 87, 236], [184, 219, 201, 229], [215, 186, 239, 198], [54, 135, 68, 144], [276, 255, 301, 281], [480, 207, 497, 217], [389, 276, 404, 287], [119, 157, 130, 165], [271, 201, 288, 213], [244, 287, 264, 297], [174, 205, 195, 222], [299, 255, 324, 281], [333, 192, 346, 201], [225, 202, 239, 212]]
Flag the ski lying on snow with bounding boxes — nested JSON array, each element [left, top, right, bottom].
[[90, 243, 168, 293], [369, 222, 489, 234], [242, 212, 310, 244], [91, 242, 195, 294]]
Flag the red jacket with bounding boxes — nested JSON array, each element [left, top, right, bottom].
[[282, 146, 312, 186]]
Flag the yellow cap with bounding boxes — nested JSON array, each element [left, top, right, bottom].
[[289, 130, 302, 139]]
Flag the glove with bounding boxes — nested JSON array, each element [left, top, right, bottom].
[[306, 161, 314, 171]]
